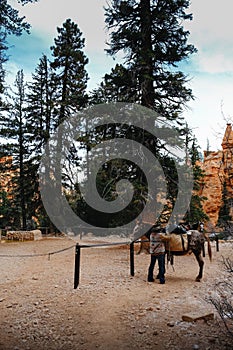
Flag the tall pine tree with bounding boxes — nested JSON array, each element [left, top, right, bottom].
[[90, 64, 138, 104], [26, 54, 54, 155], [24, 55, 55, 228], [49, 19, 89, 206], [30, 20, 90, 230], [86, 1, 199, 228], [0, 32, 7, 109], [0, 70, 29, 228], [184, 137, 209, 224], [105, 0, 196, 119], [50, 19, 89, 126], [217, 180, 232, 229]]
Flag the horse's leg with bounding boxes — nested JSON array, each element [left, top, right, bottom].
[[202, 242, 205, 257], [193, 250, 204, 282], [216, 235, 219, 252], [169, 253, 174, 267]]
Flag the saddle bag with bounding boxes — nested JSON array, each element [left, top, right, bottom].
[[165, 233, 189, 252]]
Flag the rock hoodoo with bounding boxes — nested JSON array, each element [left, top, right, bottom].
[[199, 123, 233, 227]]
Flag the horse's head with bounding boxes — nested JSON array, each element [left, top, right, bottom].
[[190, 222, 205, 232]]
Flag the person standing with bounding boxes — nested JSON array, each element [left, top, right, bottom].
[[147, 226, 169, 284]]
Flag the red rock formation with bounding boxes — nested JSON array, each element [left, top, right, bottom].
[[0, 156, 14, 199], [199, 124, 233, 227]]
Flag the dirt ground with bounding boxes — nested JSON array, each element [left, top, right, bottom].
[[0, 235, 232, 350]]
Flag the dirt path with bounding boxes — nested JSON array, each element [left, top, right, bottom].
[[0, 237, 232, 350]]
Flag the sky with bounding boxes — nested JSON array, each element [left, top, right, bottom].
[[5, 0, 233, 153]]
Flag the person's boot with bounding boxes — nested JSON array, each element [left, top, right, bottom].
[[147, 276, 155, 282]]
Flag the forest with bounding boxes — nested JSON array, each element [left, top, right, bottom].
[[0, 0, 209, 232]]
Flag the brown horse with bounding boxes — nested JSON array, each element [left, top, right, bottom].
[[133, 222, 212, 282]]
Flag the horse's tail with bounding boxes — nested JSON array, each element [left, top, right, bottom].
[[136, 235, 150, 255], [137, 235, 149, 255], [205, 234, 212, 261], [136, 239, 142, 255]]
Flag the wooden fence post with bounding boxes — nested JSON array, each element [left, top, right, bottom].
[[74, 243, 81, 289], [130, 242, 134, 276], [216, 235, 219, 252]]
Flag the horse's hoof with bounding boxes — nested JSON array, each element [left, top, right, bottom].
[[195, 277, 201, 282]]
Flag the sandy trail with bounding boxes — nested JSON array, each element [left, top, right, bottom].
[[0, 236, 232, 350]]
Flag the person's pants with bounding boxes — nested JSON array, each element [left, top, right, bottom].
[[148, 254, 166, 283]]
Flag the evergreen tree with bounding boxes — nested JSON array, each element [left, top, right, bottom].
[[217, 180, 231, 228], [29, 20, 89, 229], [0, 70, 31, 228], [26, 54, 54, 155], [105, 0, 196, 118], [0, 32, 7, 109], [50, 19, 89, 126], [85, 1, 196, 228], [184, 137, 209, 224], [0, 190, 12, 228], [0, 0, 34, 36], [25, 55, 55, 227], [48, 19, 89, 218], [90, 64, 138, 104], [100, 1, 200, 228]]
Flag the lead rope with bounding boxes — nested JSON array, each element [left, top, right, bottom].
[[166, 241, 175, 272]]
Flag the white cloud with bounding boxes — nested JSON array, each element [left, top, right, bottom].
[[184, 0, 233, 74], [180, 0, 233, 151], [9, 0, 109, 51], [192, 50, 233, 74], [186, 0, 233, 45], [185, 73, 233, 151]]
